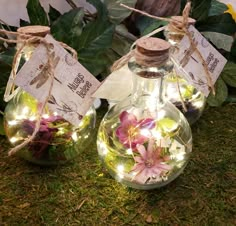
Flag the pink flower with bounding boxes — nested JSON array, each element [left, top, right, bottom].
[[131, 139, 172, 184], [116, 111, 155, 148]]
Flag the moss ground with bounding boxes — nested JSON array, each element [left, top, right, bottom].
[[0, 104, 235, 226]]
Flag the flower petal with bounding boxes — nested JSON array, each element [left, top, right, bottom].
[[139, 118, 155, 129], [120, 111, 137, 125], [136, 144, 147, 159]]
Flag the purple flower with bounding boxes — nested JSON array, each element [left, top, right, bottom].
[[131, 139, 172, 184], [21, 115, 65, 159], [116, 111, 155, 148]]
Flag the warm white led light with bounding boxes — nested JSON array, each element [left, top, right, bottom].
[[126, 148, 133, 155], [117, 165, 124, 172], [10, 137, 18, 143], [71, 132, 78, 141], [42, 114, 49, 119], [8, 120, 17, 126]]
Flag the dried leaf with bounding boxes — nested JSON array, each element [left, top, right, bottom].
[[17, 203, 31, 209]]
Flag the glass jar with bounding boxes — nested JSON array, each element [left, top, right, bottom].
[[164, 16, 206, 125], [97, 38, 192, 190], [4, 26, 96, 165]]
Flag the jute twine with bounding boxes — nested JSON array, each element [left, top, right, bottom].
[[111, 2, 215, 95], [0, 28, 77, 156]]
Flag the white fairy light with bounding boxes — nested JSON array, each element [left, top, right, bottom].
[[9, 137, 19, 143], [117, 165, 124, 172], [126, 148, 133, 155], [22, 107, 29, 115], [8, 120, 18, 126], [71, 132, 78, 141], [29, 116, 36, 121], [42, 114, 49, 119]]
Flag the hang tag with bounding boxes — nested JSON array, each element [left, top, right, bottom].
[[171, 25, 227, 97], [15, 35, 100, 126], [92, 64, 133, 101]]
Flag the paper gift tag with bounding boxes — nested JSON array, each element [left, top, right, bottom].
[[171, 25, 227, 97], [92, 64, 133, 101], [15, 35, 100, 126]]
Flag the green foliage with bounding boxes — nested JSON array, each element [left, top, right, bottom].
[[191, 0, 212, 21], [48, 5, 61, 25], [201, 31, 234, 52], [0, 116, 5, 135], [229, 39, 236, 62], [197, 13, 236, 35], [0, 48, 15, 110], [221, 62, 236, 88], [136, 17, 168, 36], [26, 0, 49, 26], [19, 19, 30, 27], [104, 0, 137, 24], [51, 9, 84, 49], [209, 0, 228, 16], [76, 0, 115, 75], [207, 78, 228, 106]]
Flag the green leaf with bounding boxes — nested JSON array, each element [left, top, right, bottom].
[[51, 9, 84, 49], [78, 24, 115, 75], [0, 48, 15, 66], [79, 52, 111, 76], [221, 62, 236, 87], [0, 116, 5, 136], [229, 39, 236, 62], [209, 0, 227, 16], [48, 5, 61, 25], [207, 77, 228, 106], [0, 87, 7, 111], [201, 31, 234, 52], [112, 25, 133, 56], [104, 0, 137, 24], [197, 14, 236, 35], [87, 0, 107, 20], [26, 0, 49, 26], [138, 18, 168, 36], [20, 19, 30, 27], [0, 48, 15, 91], [191, 0, 212, 21]]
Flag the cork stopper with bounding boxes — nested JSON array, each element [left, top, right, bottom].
[[136, 37, 171, 56], [17, 26, 50, 37], [134, 37, 170, 68]]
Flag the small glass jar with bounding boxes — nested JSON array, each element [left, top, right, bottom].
[[164, 16, 206, 125], [97, 38, 192, 190], [4, 26, 96, 165]]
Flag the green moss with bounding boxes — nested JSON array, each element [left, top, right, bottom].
[[0, 104, 236, 225]]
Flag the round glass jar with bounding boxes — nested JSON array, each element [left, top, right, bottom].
[[164, 16, 206, 125], [4, 26, 96, 165], [97, 38, 192, 190]]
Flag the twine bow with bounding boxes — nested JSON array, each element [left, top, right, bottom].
[[0, 28, 77, 156]]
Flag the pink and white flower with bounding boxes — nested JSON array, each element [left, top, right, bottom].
[[131, 139, 172, 184]]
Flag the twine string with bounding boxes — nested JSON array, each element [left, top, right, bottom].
[[0, 28, 78, 156]]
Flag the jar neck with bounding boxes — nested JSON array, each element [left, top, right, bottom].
[[164, 25, 184, 46], [128, 57, 174, 110]]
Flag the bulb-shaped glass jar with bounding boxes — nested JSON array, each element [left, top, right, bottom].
[[164, 16, 206, 125], [97, 38, 192, 190], [4, 26, 96, 165]]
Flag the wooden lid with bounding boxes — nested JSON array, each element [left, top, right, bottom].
[[17, 26, 50, 37], [136, 37, 171, 56]]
